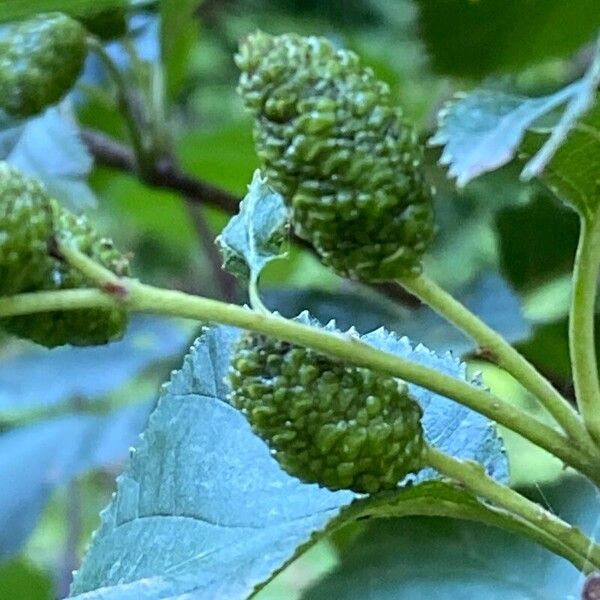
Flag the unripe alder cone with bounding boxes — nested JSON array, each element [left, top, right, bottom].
[[0, 163, 129, 347], [229, 330, 426, 493], [236, 31, 435, 282], [0, 13, 87, 118]]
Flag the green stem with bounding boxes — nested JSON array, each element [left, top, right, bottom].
[[398, 273, 592, 448], [570, 214, 600, 445], [86, 37, 154, 178], [1, 282, 599, 483], [424, 445, 600, 573], [58, 240, 123, 289]]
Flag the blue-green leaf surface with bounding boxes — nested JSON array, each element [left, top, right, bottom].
[[0, 316, 190, 416], [70, 326, 355, 599], [304, 476, 599, 600], [362, 324, 507, 483], [431, 46, 600, 189], [71, 317, 506, 599], [1, 107, 96, 211], [0, 402, 151, 559]]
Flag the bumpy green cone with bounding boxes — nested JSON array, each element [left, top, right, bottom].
[[236, 31, 435, 282], [0, 163, 129, 347], [0, 13, 87, 118], [229, 330, 426, 493], [0, 163, 54, 296]]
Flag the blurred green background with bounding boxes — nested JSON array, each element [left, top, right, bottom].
[[0, 0, 599, 597]]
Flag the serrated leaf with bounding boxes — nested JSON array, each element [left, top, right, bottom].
[[304, 476, 599, 600], [1, 107, 96, 211], [361, 324, 508, 483], [431, 42, 600, 188], [522, 94, 600, 217], [71, 320, 506, 599], [0, 316, 189, 417], [216, 170, 288, 292], [70, 326, 355, 599], [0, 402, 151, 559]]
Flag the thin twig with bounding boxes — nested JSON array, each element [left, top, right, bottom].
[[187, 202, 238, 301], [80, 128, 240, 213]]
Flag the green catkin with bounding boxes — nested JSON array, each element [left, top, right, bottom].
[[236, 31, 435, 282], [229, 330, 426, 493], [0, 13, 87, 118], [0, 163, 129, 347]]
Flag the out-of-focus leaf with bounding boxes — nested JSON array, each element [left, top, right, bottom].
[[2, 107, 96, 211], [469, 361, 564, 488], [497, 193, 579, 291], [178, 121, 257, 195], [267, 273, 529, 356], [216, 170, 288, 292], [518, 314, 600, 383], [71, 322, 506, 599], [398, 274, 529, 356], [0, 316, 189, 416], [522, 94, 600, 217], [415, 0, 600, 79], [304, 476, 598, 600], [423, 161, 526, 290], [0, 559, 53, 599], [0, 0, 129, 23], [0, 402, 151, 559], [161, 0, 199, 100], [430, 59, 600, 189]]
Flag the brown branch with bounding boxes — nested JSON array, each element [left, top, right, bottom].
[[81, 128, 239, 214], [81, 127, 420, 307]]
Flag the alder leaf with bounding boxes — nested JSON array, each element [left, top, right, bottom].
[[430, 38, 600, 188], [305, 477, 599, 600], [70, 326, 355, 599], [71, 317, 507, 599]]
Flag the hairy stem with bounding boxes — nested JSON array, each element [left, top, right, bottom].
[[397, 274, 592, 448], [424, 445, 600, 573], [1, 280, 599, 483], [570, 215, 600, 445]]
